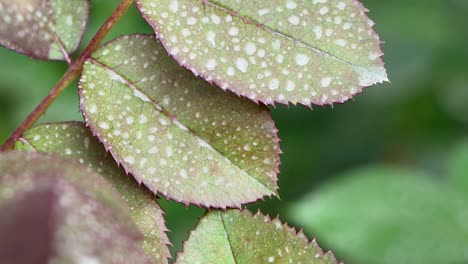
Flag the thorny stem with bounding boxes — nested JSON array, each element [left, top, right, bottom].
[[0, 0, 134, 152]]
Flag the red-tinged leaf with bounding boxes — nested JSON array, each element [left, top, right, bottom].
[[176, 209, 339, 264], [136, 0, 388, 106], [0, 151, 151, 264], [0, 188, 55, 264], [16, 122, 171, 264], [79, 35, 281, 208], [0, 0, 89, 61]]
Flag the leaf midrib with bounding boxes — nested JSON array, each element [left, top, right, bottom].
[[204, 0, 357, 67], [220, 212, 238, 264], [43, 0, 72, 61], [17, 137, 38, 152], [86, 58, 275, 195]]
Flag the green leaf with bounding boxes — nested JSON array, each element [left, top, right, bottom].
[[448, 140, 468, 194], [289, 167, 468, 264], [0, 151, 151, 264], [79, 34, 280, 208], [176, 209, 338, 264], [136, 0, 388, 106], [0, 0, 89, 61], [15, 122, 170, 264]]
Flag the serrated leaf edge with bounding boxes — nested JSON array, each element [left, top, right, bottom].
[[0, 0, 90, 61], [135, 0, 388, 107], [175, 209, 342, 264], [78, 35, 283, 209], [17, 121, 172, 264]]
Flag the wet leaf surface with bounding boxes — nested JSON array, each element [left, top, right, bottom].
[[16, 122, 171, 263], [136, 0, 387, 105], [0, 151, 150, 264], [79, 35, 280, 208], [0, 0, 89, 61], [176, 209, 338, 264]]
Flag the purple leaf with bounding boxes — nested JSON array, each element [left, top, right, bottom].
[[0, 0, 89, 61], [0, 151, 151, 263], [16, 122, 171, 264], [0, 187, 56, 264]]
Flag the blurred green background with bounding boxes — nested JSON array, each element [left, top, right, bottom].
[[1, 0, 467, 263]]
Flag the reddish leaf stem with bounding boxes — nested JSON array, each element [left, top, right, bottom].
[[0, 0, 134, 152]]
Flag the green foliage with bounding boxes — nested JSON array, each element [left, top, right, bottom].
[[0, 0, 89, 61], [0, 151, 150, 263], [448, 140, 468, 194], [177, 209, 337, 264], [137, 0, 387, 105], [289, 166, 468, 264], [79, 34, 280, 207], [0, 0, 395, 263]]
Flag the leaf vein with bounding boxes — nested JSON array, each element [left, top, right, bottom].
[[220, 212, 238, 264], [204, 0, 354, 66], [86, 58, 275, 194]]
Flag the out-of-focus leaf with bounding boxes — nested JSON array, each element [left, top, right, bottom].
[[15, 122, 170, 263], [79, 34, 280, 208], [136, 0, 387, 106], [447, 140, 468, 194], [0, 151, 150, 264], [0, 188, 55, 264], [0, 0, 89, 61], [176, 209, 338, 264], [438, 76, 468, 125], [289, 167, 468, 264]]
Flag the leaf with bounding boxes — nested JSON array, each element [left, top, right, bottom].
[[79, 34, 280, 208], [447, 140, 468, 194], [288, 167, 468, 264], [176, 209, 339, 264], [0, 151, 151, 264], [136, 0, 388, 106], [15, 122, 171, 264], [0, 188, 55, 264], [0, 0, 89, 61]]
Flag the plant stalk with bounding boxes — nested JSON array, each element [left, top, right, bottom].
[[0, 0, 134, 152]]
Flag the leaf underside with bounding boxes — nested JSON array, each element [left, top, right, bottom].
[[15, 122, 171, 264], [79, 34, 280, 208], [0, 151, 150, 264], [136, 0, 388, 106], [176, 209, 339, 264], [0, 0, 89, 60]]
